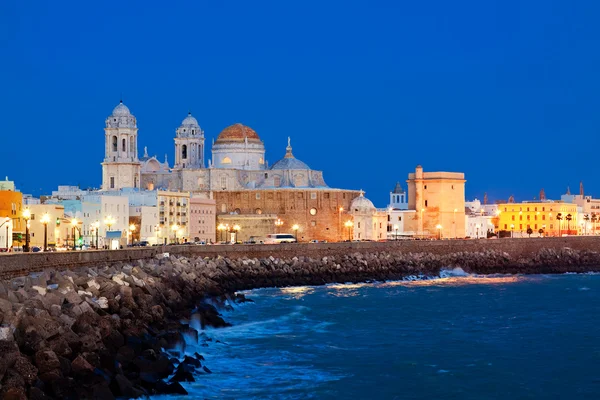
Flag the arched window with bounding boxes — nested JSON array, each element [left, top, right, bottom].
[[182, 145, 187, 159], [130, 137, 135, 155], [112, 136, 118, 152], [122, 138, 126, 152], [222, 157, 232, 164]]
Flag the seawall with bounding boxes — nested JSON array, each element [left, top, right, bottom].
[[1, 236, 600, 279]]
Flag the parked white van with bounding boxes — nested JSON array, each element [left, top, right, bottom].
[[264, 233, 297, 244]]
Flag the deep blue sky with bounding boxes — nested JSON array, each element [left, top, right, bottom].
[[1, 1, 599, 207]]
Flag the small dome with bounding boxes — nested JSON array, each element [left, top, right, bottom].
[[270, 137, 310, 170], [215, 123, 261, 143], [271, 157, 310, 170], [351, 192, 376, 212], [181, 112, 199, 127], [112, 101, 131, 117]]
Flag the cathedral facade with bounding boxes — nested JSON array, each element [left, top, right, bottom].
[[102, 102, 360, 242]]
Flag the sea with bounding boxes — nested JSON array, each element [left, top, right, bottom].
[[155, 270, 600, 399]]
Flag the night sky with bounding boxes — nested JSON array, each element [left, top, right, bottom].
[[1, 1, 599, 207]]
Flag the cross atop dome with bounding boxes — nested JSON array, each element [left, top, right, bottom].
[[284, 137, 294, 159]]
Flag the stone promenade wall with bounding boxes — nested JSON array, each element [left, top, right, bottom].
[[0, 237, 599, 279]]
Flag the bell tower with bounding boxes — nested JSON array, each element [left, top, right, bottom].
[[174, 112, 204, 169], [101, 101, 141, 191]]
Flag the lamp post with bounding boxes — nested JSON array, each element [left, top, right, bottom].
[[93, 221, 100, 249], [41, 213, 50, 251], [22, 209, 31, 252], [275, 218, 283, 234], [393, 224, 399, 241], [292, 224, 299, 242], [171, 223, 179, 244], [104, 215, 115, 250], [155, 224, 161, 245], [128, 224, 136, 246], [510, 224, 515, 238], [436, 224, 442, 240], [71, 218, 78, 250], [344, 220, 353, 241], [217, 223, 225, 243], [230, 224, 240, 244]]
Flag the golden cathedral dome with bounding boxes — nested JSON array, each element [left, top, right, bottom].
[[215, 123, 262, 144]]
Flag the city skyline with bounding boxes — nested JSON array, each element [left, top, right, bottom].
[[2, 1, 600, 206]]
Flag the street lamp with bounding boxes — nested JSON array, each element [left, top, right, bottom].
[[275, 218, 283, 233], [71, 218, 78, 250], [510, 224, 515, 238], [292, 224, 299, 242], [217, 223, 225, 243], [436, 224, 442, 240], [22, 209, 31, 252], [41, 213, 50, 251], [393, 224, 399, 241], [93, 221, 100, 249], [344, 220, 353, 241], [232, 224, 241, 243], [104, 215, 115, 230], [171, 223, 179, 244], [155, 224, 161, 245], [128, 224, 136, 246]]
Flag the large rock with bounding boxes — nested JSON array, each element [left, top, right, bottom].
[[34, 349, 61, 374], [71, 354, 94, 375], [13, 356, 38, 385]]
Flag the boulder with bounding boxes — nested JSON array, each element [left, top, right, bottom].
[[71, 354, 94, 375], [34, 350, 61, 374]]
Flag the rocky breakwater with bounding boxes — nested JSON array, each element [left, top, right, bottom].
[[1, 246, 600, 398]]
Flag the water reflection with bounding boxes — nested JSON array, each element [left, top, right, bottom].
[[380, 275, 523, 287], [280, 286, 315, 299]]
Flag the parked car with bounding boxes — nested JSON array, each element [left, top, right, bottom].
[[31, 246, 42, 252], [264, 234, 297, 244]]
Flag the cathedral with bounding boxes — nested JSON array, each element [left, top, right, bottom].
[[101, 101, 361, 242]]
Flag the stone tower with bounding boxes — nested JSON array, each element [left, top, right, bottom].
[[101, 101, 141, 191], [174, 112, 204, 169]]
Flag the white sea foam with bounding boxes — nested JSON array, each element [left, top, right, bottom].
[[439, 267, 470, 278]]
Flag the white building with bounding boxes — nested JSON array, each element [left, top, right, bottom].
[[387, 209, 417, 239], [51, 186, 87, 200], [465, 198, 498, 238], [130, 205, 158, 244], [350, 192, 387, 241], [388, 182, 408, 210], [82, 194, 129, 248]]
